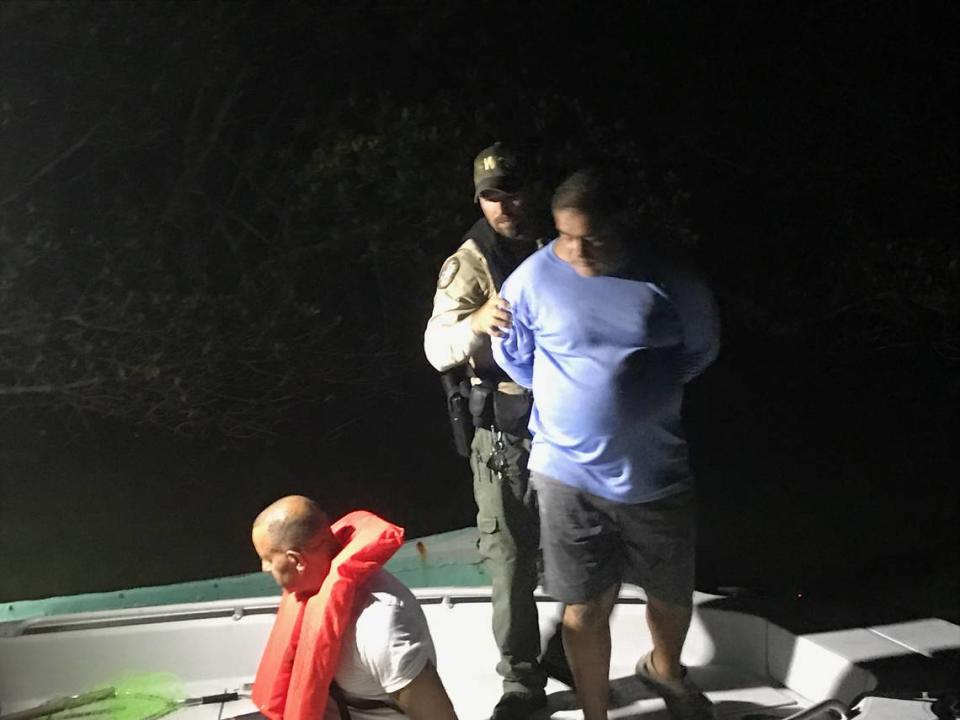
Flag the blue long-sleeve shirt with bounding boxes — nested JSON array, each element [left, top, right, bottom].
[[492, 242, 720, 504]]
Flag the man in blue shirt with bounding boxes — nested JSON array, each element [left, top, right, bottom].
[[492, 170, 720, 720]]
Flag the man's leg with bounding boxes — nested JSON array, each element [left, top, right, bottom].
[[471, 428, 545, 707], [645, 593, 692, 680], [638, 593, 714, 720], [621, 490, 715, 719], [562, 583, 619, 720], [533, 475, 624, 719], [615, 489, 698, 678]]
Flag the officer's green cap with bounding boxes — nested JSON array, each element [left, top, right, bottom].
[[473, 142, 523, 201]]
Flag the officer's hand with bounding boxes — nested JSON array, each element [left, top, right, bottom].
[[470, 294, 512, 338]]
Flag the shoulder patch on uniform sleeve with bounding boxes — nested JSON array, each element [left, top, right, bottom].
[[437, 257, 460, 289]]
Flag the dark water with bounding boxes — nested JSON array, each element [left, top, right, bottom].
[[1, 345, 957, 623]]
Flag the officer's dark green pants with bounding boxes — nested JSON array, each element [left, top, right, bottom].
[[470, 426, 546, 696]]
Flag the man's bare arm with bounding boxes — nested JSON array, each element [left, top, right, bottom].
[[389, 660, 458, 720]]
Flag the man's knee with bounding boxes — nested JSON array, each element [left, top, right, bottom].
[[563, 596, 613, 632], [646, 592, 693, 617]]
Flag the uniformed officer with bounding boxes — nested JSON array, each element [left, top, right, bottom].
[[424, 143, 558, 720]]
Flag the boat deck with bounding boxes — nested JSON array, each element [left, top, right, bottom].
[[427, 593, 806, 719]]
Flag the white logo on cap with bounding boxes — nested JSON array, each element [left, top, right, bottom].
[[482, 156, 496, 170]]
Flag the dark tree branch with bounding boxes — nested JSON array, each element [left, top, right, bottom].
[[0, 122, 103, 207]]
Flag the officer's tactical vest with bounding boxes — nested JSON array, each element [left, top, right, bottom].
[[453, 219, 537, 437]]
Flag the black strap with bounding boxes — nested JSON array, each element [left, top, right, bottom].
[[328, 682, 352, 720], [329, 681, 400, 714]]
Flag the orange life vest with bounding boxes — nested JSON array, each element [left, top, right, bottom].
[[251, 511, 406, 720]]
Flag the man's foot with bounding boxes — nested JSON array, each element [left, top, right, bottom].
[[635, 651, 716, 720], [489, 691, 547, 720]]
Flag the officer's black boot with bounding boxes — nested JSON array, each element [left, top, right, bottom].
[[489, 690, 547, 720], [539, 623, 575, 690]]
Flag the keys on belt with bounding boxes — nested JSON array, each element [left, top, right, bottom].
[[485, 426, 508, 477]]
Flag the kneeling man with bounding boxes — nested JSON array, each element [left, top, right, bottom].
[[251, 495, 458, 720]]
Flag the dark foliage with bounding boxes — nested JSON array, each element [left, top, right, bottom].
[[1, 1, 955, 437], [0, 1, 706, 436]]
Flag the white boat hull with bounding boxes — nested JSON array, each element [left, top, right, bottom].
[[3, 584, 955, 719]]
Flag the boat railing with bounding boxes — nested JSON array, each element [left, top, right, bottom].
[[2, 599, 282, 637]]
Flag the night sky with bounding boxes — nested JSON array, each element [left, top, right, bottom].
[[0, 1, 957, 623]]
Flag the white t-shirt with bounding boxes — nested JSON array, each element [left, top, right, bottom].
[[323, 569, 436, 720]]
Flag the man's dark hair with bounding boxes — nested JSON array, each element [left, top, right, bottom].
[[551, 169, 632, 241], [551, 169, 623, 220]]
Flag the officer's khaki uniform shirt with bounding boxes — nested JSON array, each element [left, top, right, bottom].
[[424, 238, 523, 395]]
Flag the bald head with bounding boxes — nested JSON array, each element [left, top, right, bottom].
[[253, 495, 330, 553], [252, 495, 337, 593]]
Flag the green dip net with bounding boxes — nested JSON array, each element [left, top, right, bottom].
[[18, 674, 187, 720]]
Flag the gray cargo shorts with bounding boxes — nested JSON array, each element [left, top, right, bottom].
[[532, 472, 697, 607]]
